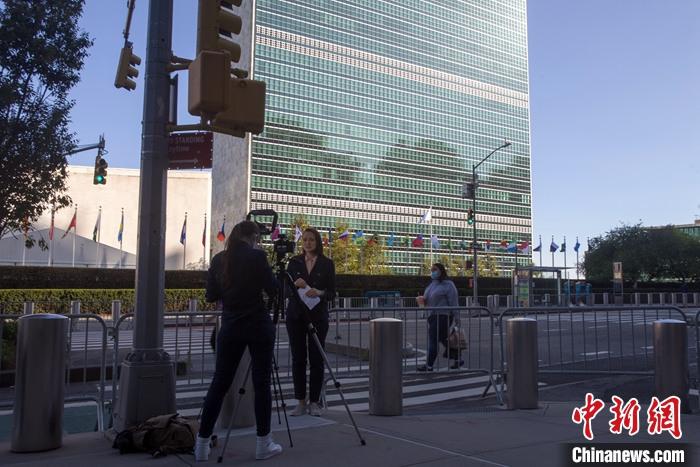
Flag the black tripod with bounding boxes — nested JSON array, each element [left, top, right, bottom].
[[278, 266, 366, 446]]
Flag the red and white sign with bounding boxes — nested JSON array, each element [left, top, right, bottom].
[[168, 132, 213, 170]]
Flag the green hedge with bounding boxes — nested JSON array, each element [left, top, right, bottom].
[[0, 289, 216, 315], [1, 321, 17, 369]]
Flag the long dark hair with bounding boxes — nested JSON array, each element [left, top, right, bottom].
[[223, 220, 260, 288], [302, 227, 324, 257]]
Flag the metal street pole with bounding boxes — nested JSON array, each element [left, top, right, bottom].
[[472, 141, 511, 303], [114, 0, 176, 431]]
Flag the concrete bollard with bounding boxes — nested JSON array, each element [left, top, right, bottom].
[[603, 293, 609, 305], [543, 294, 550, 306], [369, 318, 403, 416], [670, 293, 677, 305], [217, 349, 255, 429], [506, 318, 538, 409], [694, 293, 700, 306], [653, 320, 690, 413], [659, 293, 665, 305], [506, 295, 514, 308], [647, 293, 654, 305], [70, 300, 81, 315], [634, 293, 641, 305], [23, 301, 34, 315], [188, 298, 198, 313], [12, 314, 69, 452]]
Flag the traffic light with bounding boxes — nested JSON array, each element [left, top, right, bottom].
[[196, 0, 243, 60], [212, 78, 266, 135], [467, 208, 475, 225], [115, 43, 141, 91], [93, 154, 108, 185]]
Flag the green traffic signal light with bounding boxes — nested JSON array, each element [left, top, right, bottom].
[[467, 209, 474, 225]]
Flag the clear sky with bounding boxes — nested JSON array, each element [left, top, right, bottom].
[[66, 1, 700, 268]]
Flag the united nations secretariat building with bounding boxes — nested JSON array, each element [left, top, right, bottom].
[[1, 1, 532, 275]]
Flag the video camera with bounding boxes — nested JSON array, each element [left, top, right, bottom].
[[246, 209, 295, 263]]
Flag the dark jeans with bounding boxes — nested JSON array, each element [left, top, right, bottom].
[[426, 314, 457, 367], [286, 317, 329, 402], [199, 314, 275, 438]]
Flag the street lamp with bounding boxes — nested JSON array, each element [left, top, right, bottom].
[[469, 141, 511, 303]]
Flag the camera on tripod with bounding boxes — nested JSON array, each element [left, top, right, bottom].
[[246, 209, 296, 263]]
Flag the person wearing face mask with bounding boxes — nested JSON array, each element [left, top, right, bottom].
[[195, 220, 282, 462], [286, 227, 336, 417], [415, 263, 460, 371]]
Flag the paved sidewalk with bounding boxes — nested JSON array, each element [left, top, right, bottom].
[[1, 399, 698, 467]]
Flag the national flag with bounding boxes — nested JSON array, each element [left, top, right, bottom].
[[117, 211, 124, 243], [430, 234, 440, 249], [338, 229, 350, 240], [49, 210, 55, 241], [574, 238, 581, 253], [412, 234, 424, 248], [387, 233, 395, 247], [419, 207, 432, 224], [519, 240, 530, 254], [560, 241, 566, 253], [500, 239, 508, 249], [294, 225, 303, 242], [550, 240, 559, 253], [367, 234, 378, 246], [484, 239, 491, 251], [506, 242, 518, 253], [92, 210, 101, 242], [179, 216, 187, 245], [270, 225, 280, 240], [533, 241, 542, 252], [61, 210, 77, 239], [353, 230, 364, 240], [217, 219, 226, 242]]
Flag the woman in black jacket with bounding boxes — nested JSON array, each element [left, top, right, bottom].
[[286, 227, 336, 416]]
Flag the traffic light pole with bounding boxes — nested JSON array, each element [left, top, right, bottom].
[[114, 0, 176, 431], [471, 141, 511, 304]]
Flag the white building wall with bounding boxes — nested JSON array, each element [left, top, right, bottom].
[[0, 166, 215, 270]]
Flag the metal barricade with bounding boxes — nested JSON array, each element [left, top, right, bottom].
[[0, 313, 108, 433], [497, 306, 688, 381]]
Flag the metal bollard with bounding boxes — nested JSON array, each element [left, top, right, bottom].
[[506, 318, 538, 409], [543, 293, 550, 306], [188, 298, 198, 313], [670, 293, 677, 305], [647, 293, 654, 305], [659, 293, 665, 305], [653, 320, 690, 413], [369, 318, 402, 416], [23, 301, 34, 315], [603, 293, 609, 305], [70, 300, 81, 315], [506, 295, 514, 308], [634, 293, 641, 305], [12, 314, 69, 452], [217, 349, 255, 429], [111, 300, 121, 324]]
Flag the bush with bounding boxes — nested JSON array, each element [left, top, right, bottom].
[[0, 289, 215, 315], [1, 320, 17, 370]]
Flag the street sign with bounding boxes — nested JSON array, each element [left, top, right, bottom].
[[167, 132, 213, 169]]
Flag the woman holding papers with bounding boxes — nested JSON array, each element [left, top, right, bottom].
[[286, 227, 336, 416]]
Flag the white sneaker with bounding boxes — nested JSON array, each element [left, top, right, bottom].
[[290, 400, 307, 416], [255, 433, 282, 460], [194, 435, 211, 462], [308, 401, 324, 417]]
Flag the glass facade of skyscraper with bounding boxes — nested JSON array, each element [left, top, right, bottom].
[[250, 0, 531, 274]]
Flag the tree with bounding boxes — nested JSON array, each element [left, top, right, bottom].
[[0, 0, 92, 242]]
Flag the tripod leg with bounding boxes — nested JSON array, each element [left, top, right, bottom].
[[271, 354, 294, 447], [217, 360, 253, 464], [308, 325, 366, 446]]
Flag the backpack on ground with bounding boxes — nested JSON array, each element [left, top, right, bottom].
[[113, 413, 199, 457]]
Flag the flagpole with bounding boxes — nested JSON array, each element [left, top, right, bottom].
[[563, 235, 567, 280], [202, 212, 207, 269], [183, 212, 187, 270], [575, 236, 579, 280], [21, 232, 26, 266], [72, 205, 77, 267], [429, 222, 433, 265], [48, 208, 54, 267], [550, 235, 554, 268], [538, 235, 542, 267], [95, 206, 101, 268], [119, 208, 124, 268]]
